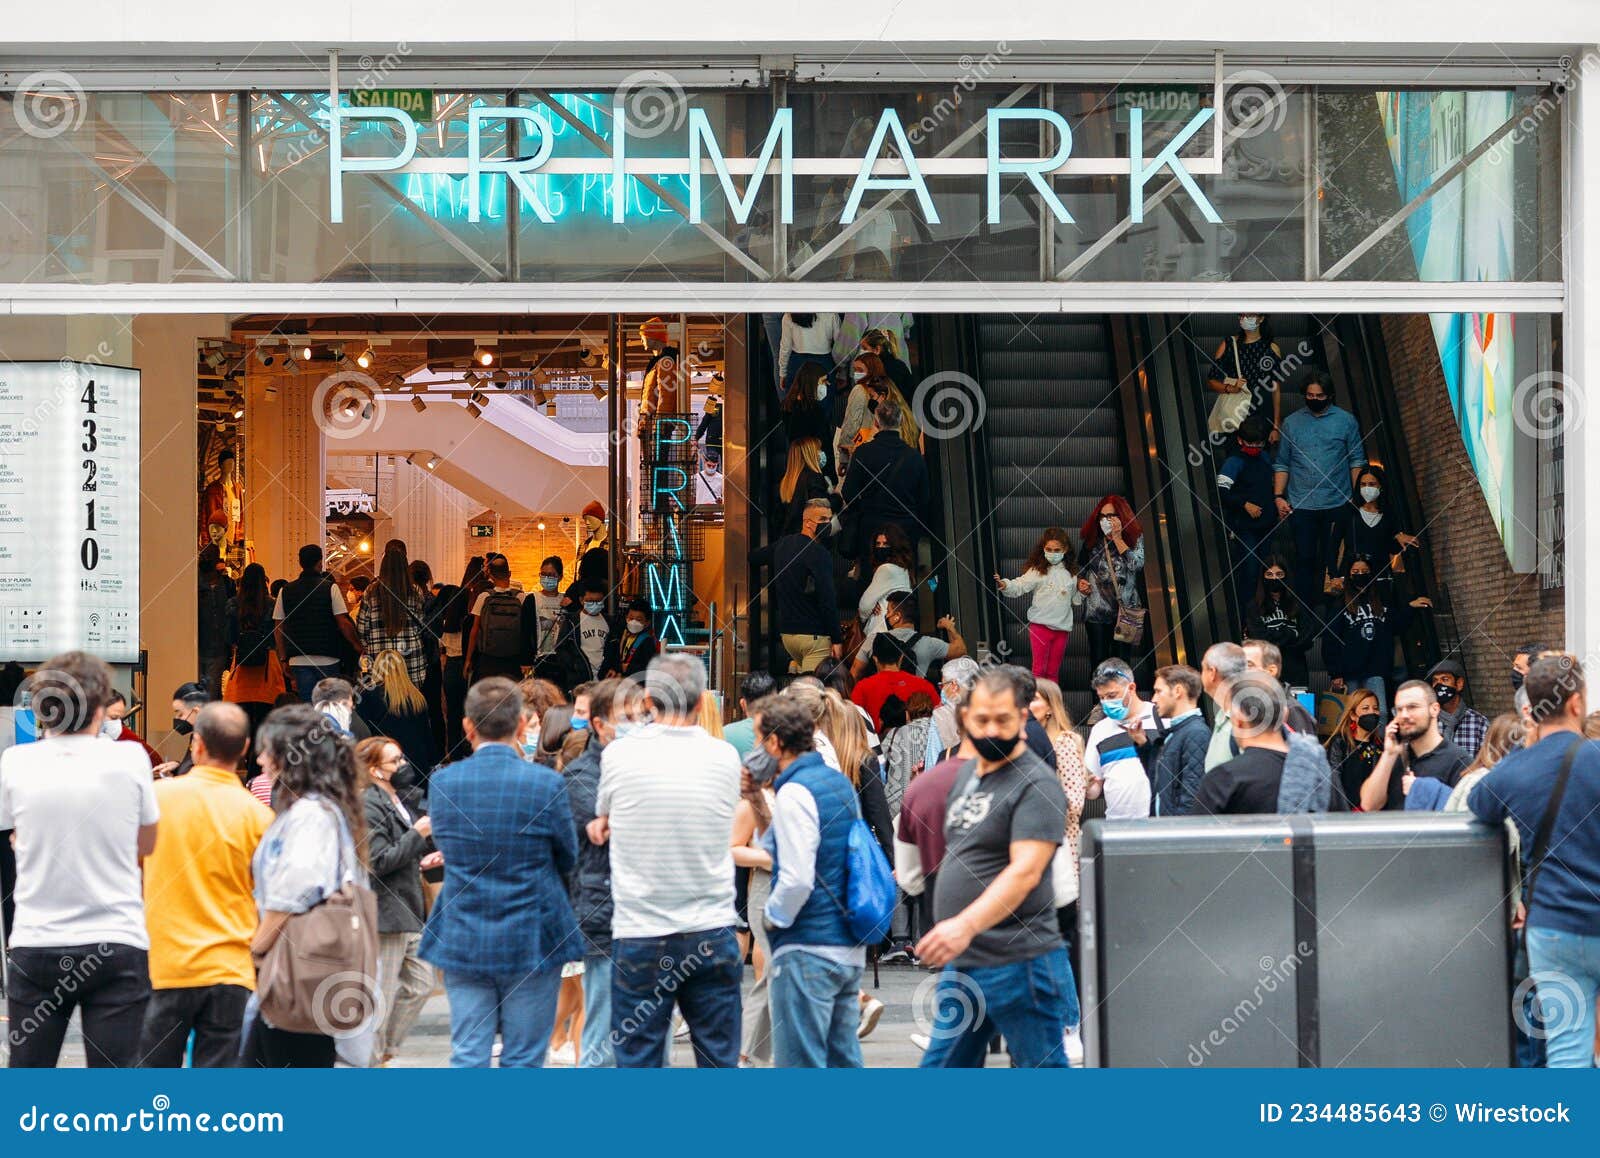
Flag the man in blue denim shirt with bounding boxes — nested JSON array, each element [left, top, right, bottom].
[[1272, 373, 1366, 616]]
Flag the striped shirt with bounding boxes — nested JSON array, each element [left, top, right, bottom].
[[596, 724, 740, 939]]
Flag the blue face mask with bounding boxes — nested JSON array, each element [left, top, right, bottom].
[[1100, 697, 1129, 722], [570, 716, 589, 731], [614, 721, 641, 739], [583, 601, 604, 615], [540, 575, 559, 592]]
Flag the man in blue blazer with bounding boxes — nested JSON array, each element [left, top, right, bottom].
[[419, 676, 581, 1067]]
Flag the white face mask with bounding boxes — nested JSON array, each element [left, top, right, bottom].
[[1360, 485, 1381, 503], [852, 370, 867, 382], [626, 620, 646, 635], [100, 717, 122, 740], [324, 704, 352, 731], [1099, 516, 1114, 536], [1240, 316, 1261, 332], [816, 384, 828, 401], [1044, 550, 1065, 565]]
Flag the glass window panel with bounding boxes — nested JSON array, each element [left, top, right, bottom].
[[0, 93, 238, 284]]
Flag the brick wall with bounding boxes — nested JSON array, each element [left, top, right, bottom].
[[464, 513, 581, 588], [1381, 313, 1563, 718]]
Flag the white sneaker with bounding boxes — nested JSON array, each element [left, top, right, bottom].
[[909, 1032, 930, 1052], [546, 1042, 577, 1067], [1063, 1025, 1084, 1068], [491, 1040, 502, 1059], [858, 996, 886, 1039], [673, 1013, 692, 1040]]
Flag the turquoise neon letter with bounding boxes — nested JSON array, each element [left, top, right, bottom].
[[651, 467, 689, 511], [468, 107, 555, 224], [1128, 107, 1221, 224], [329, 104, 418, 223], [986, 108, 1074, 225], [611, 107, 628, 223], [840, 109, 939, 225], [688, 107, 793, 225]]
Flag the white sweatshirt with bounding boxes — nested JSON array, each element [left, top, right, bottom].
[[1000, 561, 1076, 632]]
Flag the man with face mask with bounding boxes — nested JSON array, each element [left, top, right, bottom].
[[924, 656, 980, 774], [152, 682, 211, 779], [915, 666, 1073, 1068], [1511, 642, 1549, 694], [310, 677, 369, 743], [601, 601, 659, 680], [1272, 372, 1367, 615], [1427, 659, 1489, 759], [559, 677, 644, 1067], [1083, 660, 1157, 819]]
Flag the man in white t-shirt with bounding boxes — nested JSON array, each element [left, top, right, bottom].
[[1083, 658, 1156, 819], [0, 651, 159, 1067], [573, 578, 613, 681], [588, 654, 741, 1068]]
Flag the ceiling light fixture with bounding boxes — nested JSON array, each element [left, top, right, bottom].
[[255, 347, 275, 368], [355, 345, 373, 369], [298, 344, 314, 361], [425, 454, 440, 471], [473, 344, 495, 367], [465, 400, 482, 419], [411, 394, 426, 414]]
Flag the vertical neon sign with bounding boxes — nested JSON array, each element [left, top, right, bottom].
[[646, 416, 692, 648]]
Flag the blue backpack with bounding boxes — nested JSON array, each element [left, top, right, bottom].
[[845, 806, 896, 944]]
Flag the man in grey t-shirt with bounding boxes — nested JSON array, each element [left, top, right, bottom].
[[917, 666, 1074, 1069]]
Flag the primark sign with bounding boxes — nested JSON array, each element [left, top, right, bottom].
[[327, 93, 1225, 228]]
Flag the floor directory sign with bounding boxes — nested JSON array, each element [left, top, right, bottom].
[[0, 362, 139, 662]]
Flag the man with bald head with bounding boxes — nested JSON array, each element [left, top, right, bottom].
[[138, 702, 274, 1067]]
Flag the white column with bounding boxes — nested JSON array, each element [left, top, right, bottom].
[[1565, 50, 1600, 658]]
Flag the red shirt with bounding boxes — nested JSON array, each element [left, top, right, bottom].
[[895, 756, 966, 875], [851, 669, 939, 731]]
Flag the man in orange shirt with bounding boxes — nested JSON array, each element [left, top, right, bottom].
[[137, 702, 273, 1067]]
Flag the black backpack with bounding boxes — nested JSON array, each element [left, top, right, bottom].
[[477, 590, 525, 659], [235, 612, 274, 668]]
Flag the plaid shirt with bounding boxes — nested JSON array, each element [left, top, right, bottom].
[[1441, 705, 1490, 759], [356, 590, 429, 686]]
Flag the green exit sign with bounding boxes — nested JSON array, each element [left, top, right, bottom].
[[470, 525, 495, 538], [350, 88, 434, 120], [1115, 87, 1204, 123]]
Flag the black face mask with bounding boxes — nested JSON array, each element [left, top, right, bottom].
[[1263, 578, 1285, 595], [1433, 684, 1459, 704], [971, 733, 1019, 763], [172, 716, 194, 736], [865, 399, 879, 416], [1348, 574, 1370, 591], [1511, 670, 1525, 691], [1356, 712, 1381, 733], [1304, 396, 1331, 414], [872, 546, 892, 563]]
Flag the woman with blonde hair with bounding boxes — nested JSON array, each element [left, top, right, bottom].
[[357, 649, 434, 792], [697, 690, 725, 739], [778, 436, 833, 535], [817, 689, 895, 1039]]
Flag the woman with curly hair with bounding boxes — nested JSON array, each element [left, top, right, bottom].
[[1074, 495, 1146, 667]]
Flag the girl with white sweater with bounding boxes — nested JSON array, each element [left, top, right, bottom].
[[995, 527, 1078, 681]]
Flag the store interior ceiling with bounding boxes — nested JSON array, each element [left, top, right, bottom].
[[196, 312, 731, 424]]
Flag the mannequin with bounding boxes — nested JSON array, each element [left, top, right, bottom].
[[566, 500, 610, 606], [199, 448, 242, 552], [636, 317, 682, 435]]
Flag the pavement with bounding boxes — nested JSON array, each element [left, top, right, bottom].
[[19, 962, 969, 1069]]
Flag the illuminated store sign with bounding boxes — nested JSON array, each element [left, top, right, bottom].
[[645, 416, 693, 650], [327, 96, 1222, 229]]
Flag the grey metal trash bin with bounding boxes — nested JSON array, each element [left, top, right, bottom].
[[1079, 812, 1514, 1067]]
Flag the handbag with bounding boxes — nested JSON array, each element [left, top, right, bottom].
[[1207, 336, 1255, 436], [1103, 540, 1147, 647], [1511, 736, 1583, 982], [845, 798, 897, 945], [253, 803, 380, 1036]]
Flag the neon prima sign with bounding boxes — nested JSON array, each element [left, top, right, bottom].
[[327, 100, 1223, 229]]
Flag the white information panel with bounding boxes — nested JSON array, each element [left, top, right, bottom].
[[0, 362, 140, 662]]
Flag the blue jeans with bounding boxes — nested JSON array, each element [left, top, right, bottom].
[[1525, 926, 1600, 1068], [919, 947, 1074, 1069], [579, 952, 614, 1068], [768, 950, 863, 1068], [610, 927, 741, 1068], [443, 967, 562, 1068], [289, 661, 342, 703]]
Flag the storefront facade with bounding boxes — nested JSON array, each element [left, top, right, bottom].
[[1, 3, 1595, 743]]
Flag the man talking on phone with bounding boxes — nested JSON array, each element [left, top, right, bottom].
[[1359, 680, 1471, 812]]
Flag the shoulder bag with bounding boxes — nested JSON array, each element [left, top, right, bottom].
[[1207, 336, 1255, 436], [1105, 540, 1147, 647], [253, 803, 380, 1036]]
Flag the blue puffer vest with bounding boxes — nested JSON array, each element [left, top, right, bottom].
[[768, 751, 857, 951]]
